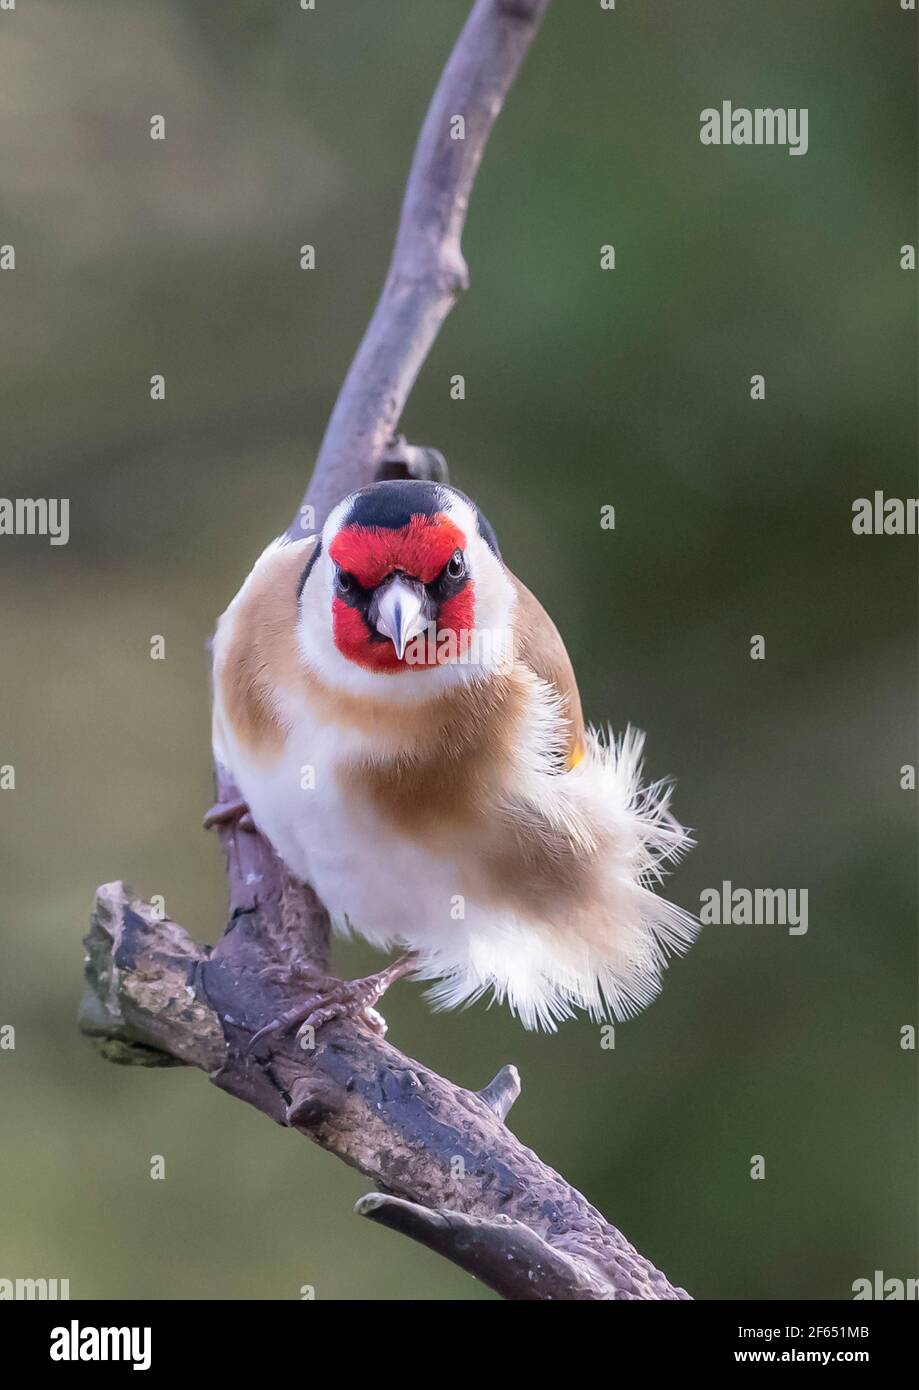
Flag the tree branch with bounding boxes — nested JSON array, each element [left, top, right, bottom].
[[80, 0, 693, 1299], [80, 877, 689, 1301], [288, 0, 553, 534]]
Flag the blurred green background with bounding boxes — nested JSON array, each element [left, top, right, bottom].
[[0, 0, 916, 1301]]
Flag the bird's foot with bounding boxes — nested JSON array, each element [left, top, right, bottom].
[[203, 796, 256, 832], [247, 954, 417, 1055]]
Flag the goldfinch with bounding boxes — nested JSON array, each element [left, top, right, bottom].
[[209, 479, 696, 1034]]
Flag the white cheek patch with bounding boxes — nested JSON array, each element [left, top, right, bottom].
[[322, 497, 354, 546], [461, 536, 516, 666]]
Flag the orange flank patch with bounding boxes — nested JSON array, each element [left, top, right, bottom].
[[567, 740, 586, 771]]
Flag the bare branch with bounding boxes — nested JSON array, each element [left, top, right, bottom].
[[477, 1063, 521, 1120], [80, 881, 690, 1301], [354, 1196, 618, 1301], [289, 0, 552, 533]]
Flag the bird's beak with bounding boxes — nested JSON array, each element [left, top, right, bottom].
[[373, 577, 428, 660]]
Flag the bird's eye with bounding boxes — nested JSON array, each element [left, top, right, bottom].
[[446, 550, 466, 580], [336, 568, 355, 594]]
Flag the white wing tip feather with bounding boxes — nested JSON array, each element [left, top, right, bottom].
[[416, 723, 698, 1032]]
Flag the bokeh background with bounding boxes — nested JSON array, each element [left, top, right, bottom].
[[0, 0, 915, 1301]]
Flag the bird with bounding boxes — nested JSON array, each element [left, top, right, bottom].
[[207, 478, 697, 1038]]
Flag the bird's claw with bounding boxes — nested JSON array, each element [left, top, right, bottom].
[[246, 956, 416, 1057], [203, 796, 256, 832]]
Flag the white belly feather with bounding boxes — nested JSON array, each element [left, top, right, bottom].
[[219, 706, 462, 955]]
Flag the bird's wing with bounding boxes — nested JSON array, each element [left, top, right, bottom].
[[212, 534, 318, 763], [509, 573, 586, 771]]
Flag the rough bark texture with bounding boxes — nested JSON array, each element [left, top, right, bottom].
[[79, 0, 692, 1300], [80, 869, 689, 1301]]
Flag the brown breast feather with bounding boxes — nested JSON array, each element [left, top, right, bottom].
[[216, 537, 317, 760], [509, 574, 586, 771]]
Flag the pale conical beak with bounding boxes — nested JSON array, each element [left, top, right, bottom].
[[374, 577, 427, 660]]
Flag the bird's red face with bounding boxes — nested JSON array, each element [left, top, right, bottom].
[[328, 513, 475, 672]]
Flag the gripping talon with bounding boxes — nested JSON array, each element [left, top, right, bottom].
[[246, 954, 416, 1056], [246, 1019, 282, 1054]]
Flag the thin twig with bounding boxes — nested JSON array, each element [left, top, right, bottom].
[[288, 0, 553, 533]]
